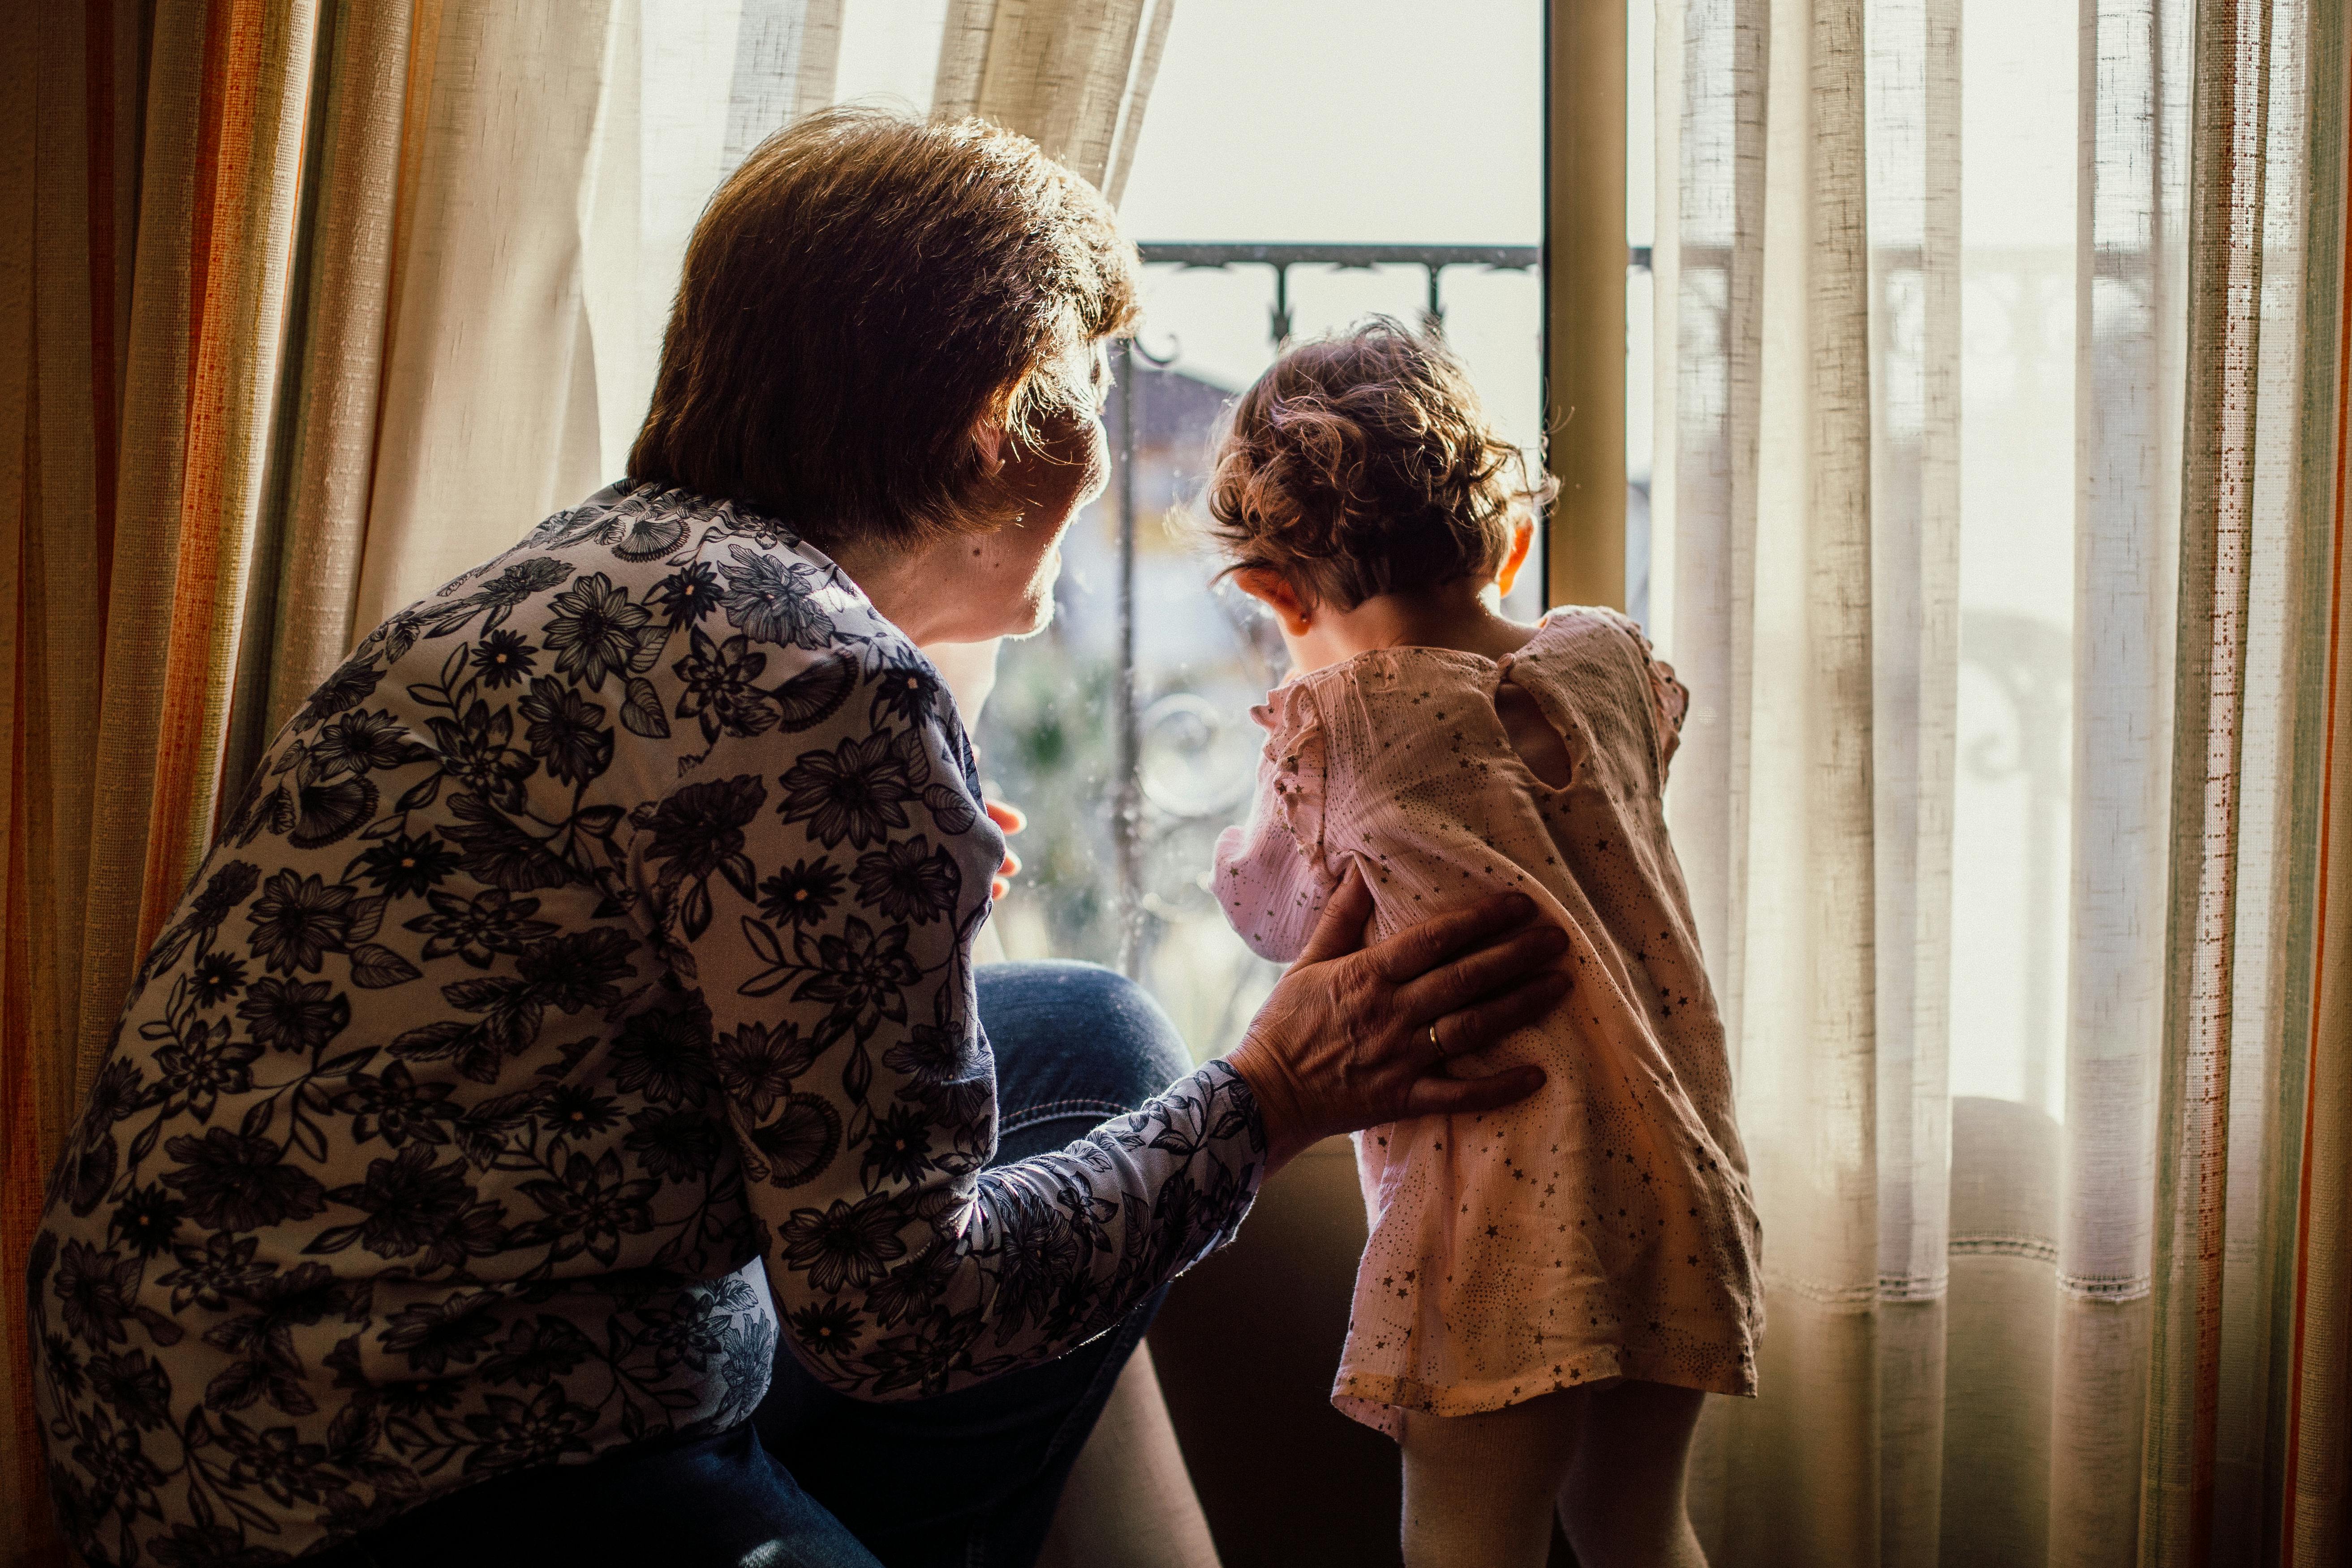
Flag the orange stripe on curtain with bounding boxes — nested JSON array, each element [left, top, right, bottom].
[[4, 3, 317, 1555], [186, 0, 232, 371], [67, 0, 311, 1106], [135, 0, 297, 951]]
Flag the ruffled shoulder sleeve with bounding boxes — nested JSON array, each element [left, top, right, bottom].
[[1634, 628, 1690, 778], [1576, 607, 1689, 780], [1211, 679, 1339, 963], [1255, 678, 1329, 851]]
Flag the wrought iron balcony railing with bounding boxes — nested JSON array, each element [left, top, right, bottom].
[[1138, 242, 1544, 345]]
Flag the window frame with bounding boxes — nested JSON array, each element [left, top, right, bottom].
[[1543, 0, 1630, 611]]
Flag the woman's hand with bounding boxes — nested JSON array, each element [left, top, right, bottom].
[[985, 799, 1024, 900], [1223, 867, 1569, 1174]]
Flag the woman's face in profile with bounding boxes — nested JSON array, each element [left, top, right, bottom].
[[960, 343, 1112, 640]]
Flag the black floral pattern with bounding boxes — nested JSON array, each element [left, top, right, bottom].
[[756, 858, 844, 929], [355, 833, 460, 899], [776, 731, 920, 851], [852, 836, 961, 926], [31, 483, 1264, 1568]]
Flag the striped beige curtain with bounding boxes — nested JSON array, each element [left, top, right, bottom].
[[3, 6, 316, 1560], [0, 3, 1174, 1561], [1651, 0, 2349, 1562]]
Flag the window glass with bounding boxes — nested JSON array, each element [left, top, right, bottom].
[[976, 0, 1548, 1059]]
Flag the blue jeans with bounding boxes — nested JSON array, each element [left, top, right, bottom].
[[326, 961, 1193, 1568]]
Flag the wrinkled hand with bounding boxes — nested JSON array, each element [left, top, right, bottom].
[[1223, 867, 1569, 1174], [984, 799, 1024, 900]]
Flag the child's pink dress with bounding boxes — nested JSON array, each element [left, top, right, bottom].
[[1214, 608, 1763, 1433]]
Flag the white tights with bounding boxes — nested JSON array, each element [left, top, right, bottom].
[[1397, 1379, 1709, 1568]]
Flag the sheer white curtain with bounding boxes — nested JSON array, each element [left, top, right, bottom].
[[1649, 0, 2341, 1561]]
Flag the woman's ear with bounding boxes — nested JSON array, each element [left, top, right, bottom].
[[1234, 568, 1314, 636], [1495, 515, 1535, 597], [970, 417, 1008, 477]]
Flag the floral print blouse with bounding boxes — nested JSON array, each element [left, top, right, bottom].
[[28, 484, 1266, 1568]]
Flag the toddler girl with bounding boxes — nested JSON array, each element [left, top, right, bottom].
[[1206, 321, 1761, 1568]]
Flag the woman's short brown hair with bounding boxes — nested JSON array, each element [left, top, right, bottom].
[[1204, 318, 1550, 610], [628, 107, 1138, 550]]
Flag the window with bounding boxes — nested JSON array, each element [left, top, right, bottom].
[[975, 0, 1555, 1058]]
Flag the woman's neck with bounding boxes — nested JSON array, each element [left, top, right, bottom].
[[1284, 577, 1535, 674]]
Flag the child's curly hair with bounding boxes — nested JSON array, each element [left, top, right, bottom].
[[1204, 318, 1552, 611]]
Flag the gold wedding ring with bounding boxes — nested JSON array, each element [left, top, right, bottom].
[[1429, 1020, 1444, 1055]]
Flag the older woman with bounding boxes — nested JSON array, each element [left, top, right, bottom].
[[28, 110, 1565, 1568]]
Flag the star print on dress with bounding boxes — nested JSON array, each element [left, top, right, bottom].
[[1214, 610, 1761, 1437]]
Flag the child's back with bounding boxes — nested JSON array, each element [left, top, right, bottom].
[[1215, 608, 1761, 1434], [1204, 318, 1759, 1566]]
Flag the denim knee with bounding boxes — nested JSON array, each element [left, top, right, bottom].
[[974, 960, 1193, 1132], [1047, 962, 1191, 1109]]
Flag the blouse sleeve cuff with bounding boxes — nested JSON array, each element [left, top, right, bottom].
[[1164, 1059, 1271, 1269]]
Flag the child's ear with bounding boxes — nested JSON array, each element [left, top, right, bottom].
[[1234, 568, 1314, 636], [1496, 516, 1536, 597]]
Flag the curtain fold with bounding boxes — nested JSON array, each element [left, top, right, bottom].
[[1865, 2, 1961, 1559], [2277, 7, 2352, 1555], [345, 0, 616, 634], [935, 0, 1174, 204], [1702, 0, 1888, 1560], [2145, 0, 2278, 1551], [85, 0, 316, 1070], [2055, 1, 2190, 1561], [1, 7, 145, 1562], [1655, 0, 2348, 1562], [219, 0, 413, 796]]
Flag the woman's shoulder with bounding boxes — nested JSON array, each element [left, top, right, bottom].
[[347, 484, 907, 694], [271, 484, 965, 829]]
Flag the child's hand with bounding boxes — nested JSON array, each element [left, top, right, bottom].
[[985, 798, 1023, 900], [1221, 866, 1565, 1174]]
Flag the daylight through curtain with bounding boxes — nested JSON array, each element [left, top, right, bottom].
[[1651, 0, 2349, 1561]]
